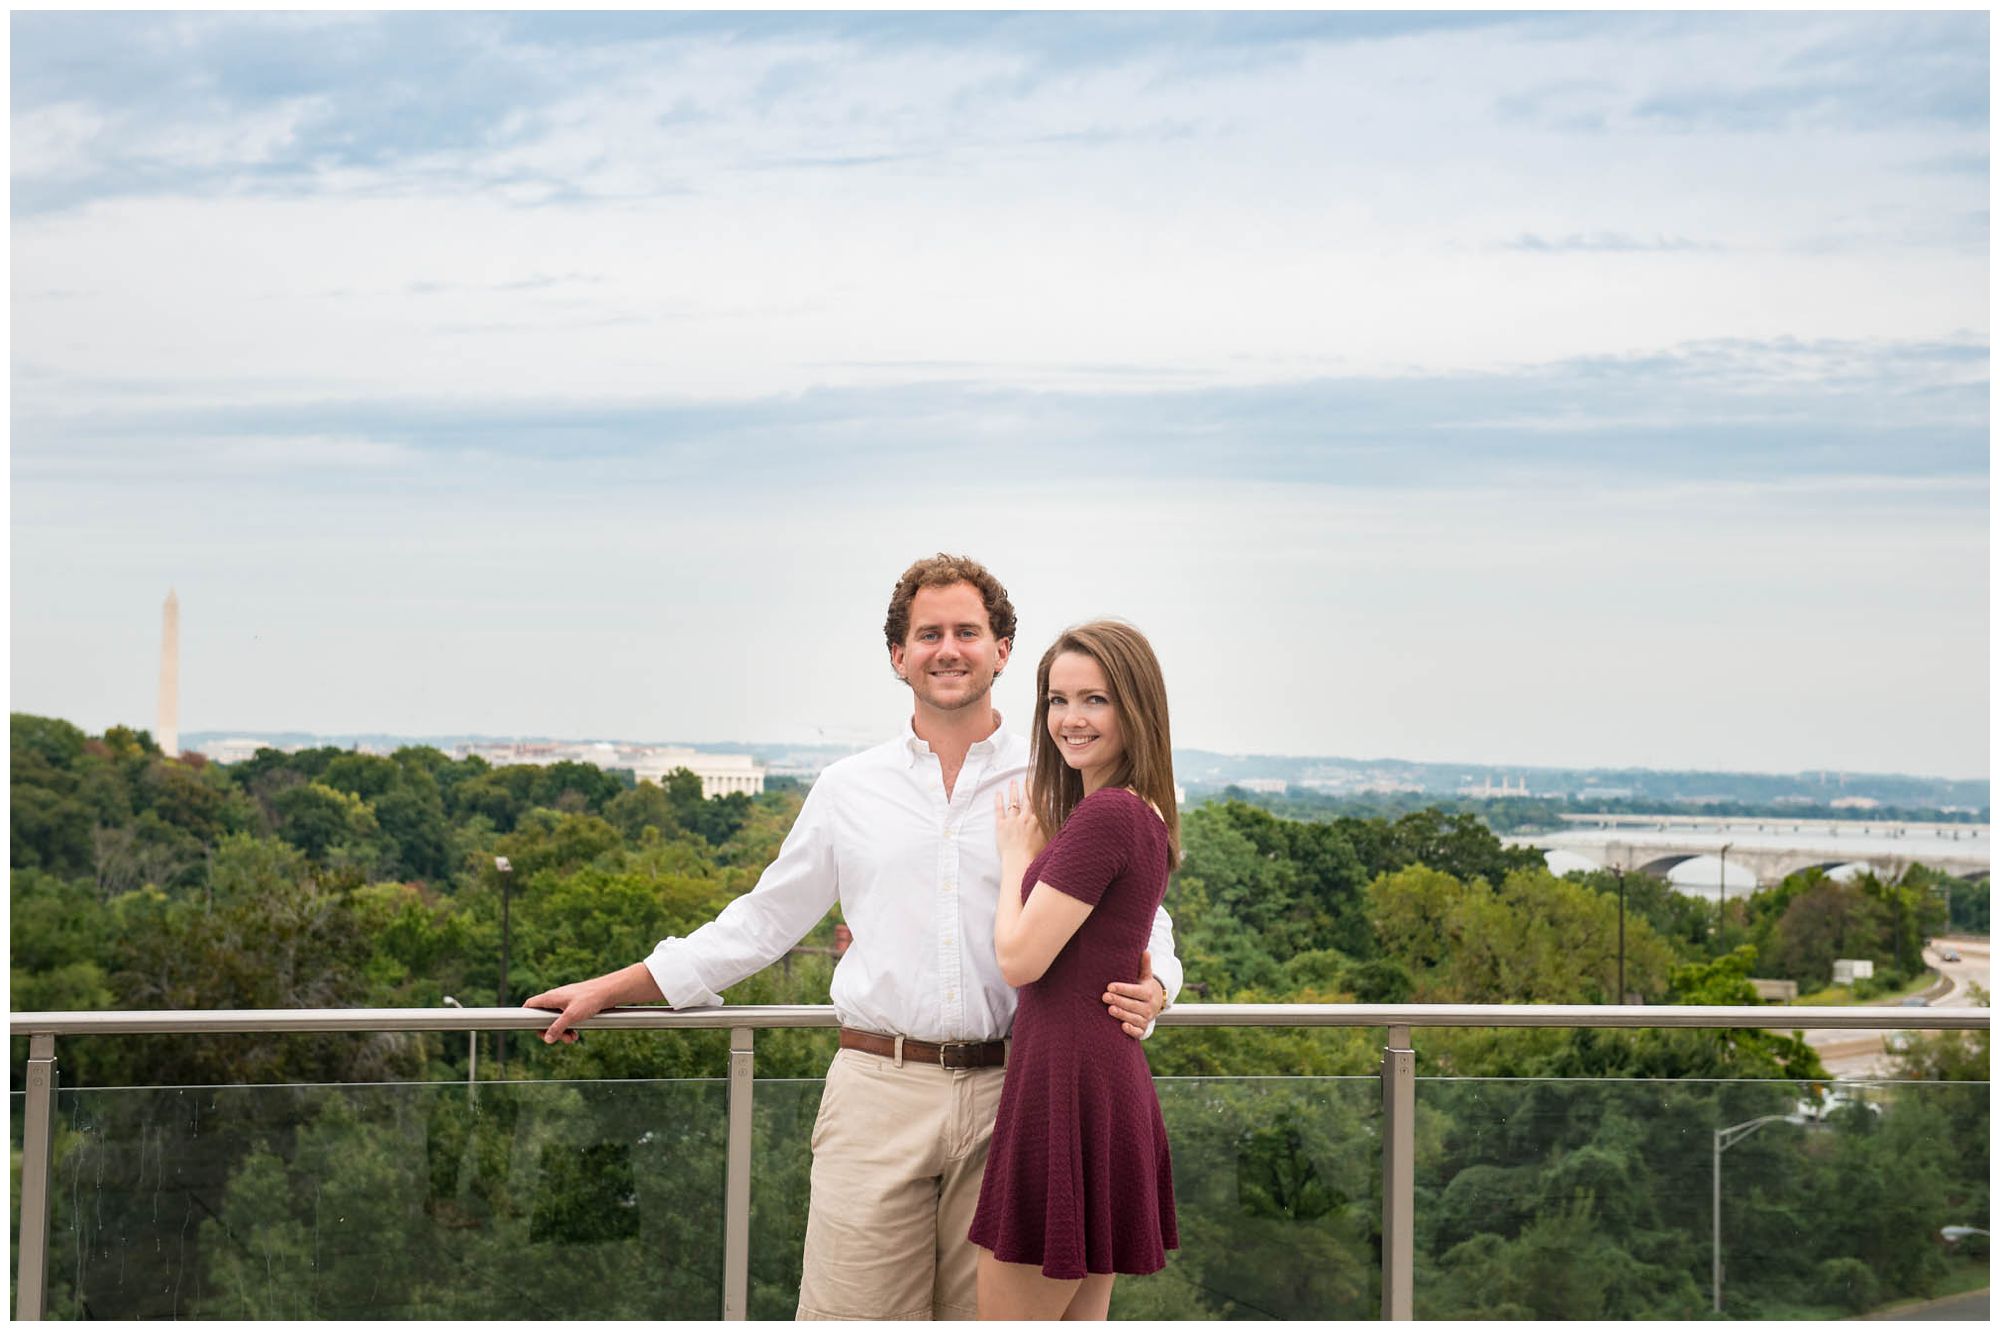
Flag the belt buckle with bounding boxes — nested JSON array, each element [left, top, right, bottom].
[[936, 1041, 980, 1070]]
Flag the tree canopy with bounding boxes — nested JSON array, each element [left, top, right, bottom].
[[8, 713, 1986, 1320]]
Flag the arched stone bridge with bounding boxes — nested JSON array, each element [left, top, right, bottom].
[[1506, 814, 1990, 889]]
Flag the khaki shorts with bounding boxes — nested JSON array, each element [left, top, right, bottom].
[[795, 1047, 1007, 1320]]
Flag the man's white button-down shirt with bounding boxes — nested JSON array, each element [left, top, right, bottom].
[[642, 716, 1183, 1043]]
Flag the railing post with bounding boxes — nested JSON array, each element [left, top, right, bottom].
[[1380, 1023, 1414, 1320], [16, 1032, 59, 1321], [722, 1026, 754, 1320]]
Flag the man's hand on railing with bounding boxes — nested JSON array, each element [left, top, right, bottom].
[[523, 962, 665, 1044], [522, 982, 603, 1044]]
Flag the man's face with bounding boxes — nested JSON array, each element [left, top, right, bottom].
[[890, 581, 1011, 715]]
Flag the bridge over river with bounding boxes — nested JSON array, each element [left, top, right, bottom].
[[1506, 814, 1990, 893]]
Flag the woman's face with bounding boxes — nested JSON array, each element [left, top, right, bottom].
[[1045, 650, 1124, 792]]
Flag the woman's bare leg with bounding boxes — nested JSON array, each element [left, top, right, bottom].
[[977, 1250, 1082, 1320], [1061, 1274, 1115, 1320]]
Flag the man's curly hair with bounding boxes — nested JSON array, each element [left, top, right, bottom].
[[883, 554, 1018, 648]]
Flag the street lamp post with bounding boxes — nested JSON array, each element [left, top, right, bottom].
[[1608, 845, 1628, 1003], [1716, 843, 1734, 949], [495, 855, 513, 1073], [442, 995, 476, 1106], [1893, 883, 1905, 976], [1714, 1110, 1809, 1314], [1617, 869, 1628, 1003]]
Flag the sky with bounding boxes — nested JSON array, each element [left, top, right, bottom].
[[9, 10, 1990, 778]]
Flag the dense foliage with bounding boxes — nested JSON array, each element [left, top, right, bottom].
[[8, 714, 1988, 1320]]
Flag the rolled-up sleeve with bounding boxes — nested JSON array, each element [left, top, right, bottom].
[[1146, 904, 1184, 1007], [642, 776, 841, 1007], [1134, 903, 1185, 1039]]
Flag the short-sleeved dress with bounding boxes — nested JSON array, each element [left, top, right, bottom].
[[967, 786, 1179, 1279]]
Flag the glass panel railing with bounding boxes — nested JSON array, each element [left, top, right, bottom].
[[747, 1077, 818, 1319], [1413, 1078, 1991, 1320], [1118, 1076, 1383, 1320], [13, 1079, 727, 1319], [9, 1089, 25, 1280], [749, 1074, 1385, 1322], [13, 1071, 1986, 1321]]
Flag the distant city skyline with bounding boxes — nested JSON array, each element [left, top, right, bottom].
[[170, 726, 1988, 798], [11, 12, 1989, 778]]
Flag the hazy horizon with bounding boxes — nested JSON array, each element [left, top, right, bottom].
[[150, 722, 1986, 789]]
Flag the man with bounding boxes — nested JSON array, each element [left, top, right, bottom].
[[525, 554, 1180, 1320]]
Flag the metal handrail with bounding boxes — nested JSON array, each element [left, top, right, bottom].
[[12, 1000, 1989, 1036], [10, 1002, 1990, 1322]]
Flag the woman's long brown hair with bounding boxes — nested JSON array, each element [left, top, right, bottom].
[[1028, 620, 1180, 862]]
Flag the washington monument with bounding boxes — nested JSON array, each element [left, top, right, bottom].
[[157, 589, 179, 758]]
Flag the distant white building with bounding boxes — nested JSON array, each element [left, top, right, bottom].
[[1236, 778, 1288, 795], [632, 748, 765, 799], [201, 735, 765, 800], [202, 737, 282, 764], [453, 740, 765, 799]]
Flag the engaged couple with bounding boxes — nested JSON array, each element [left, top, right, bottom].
[[526, 554, 1184, 1321]]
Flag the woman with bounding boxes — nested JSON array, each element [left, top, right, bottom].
[[968, 620, 1181, 1320]]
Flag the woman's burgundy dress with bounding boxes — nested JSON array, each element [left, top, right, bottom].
[[968, 786, 1179, 1279]]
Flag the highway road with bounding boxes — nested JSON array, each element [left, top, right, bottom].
[[1804, 936, 1988, 1078], [1862, 1287, 1989, 1320]]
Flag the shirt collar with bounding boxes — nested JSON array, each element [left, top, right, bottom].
[[902, 710, 1007, 764]]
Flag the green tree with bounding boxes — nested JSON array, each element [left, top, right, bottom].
[[604, 780, 682, 842], [1367, 866, 1675, 1003], [1338, 806, 1544, 884], [1565, 866, 1714, 958], [270, 782, 383, 865]]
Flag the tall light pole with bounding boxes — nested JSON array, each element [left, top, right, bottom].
[[442, 995, 476, 1106], [1716, 843, 1734, 950], [1892, 879, 1905, 976], [1714, 1109, 1810, 1313], [495, 855, 514, 1074], [1616, 866, 1628, 1003], [1607, 842, 1628, 1004]]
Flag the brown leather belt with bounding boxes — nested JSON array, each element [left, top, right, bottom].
[[839, 1027, 1006, 1069]]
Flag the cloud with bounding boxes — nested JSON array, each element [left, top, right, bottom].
[[1502, 232, 1719, 253], [11, 434, 423, 484], [1905, 150, 1990, 176], [401, 273, 607, 296], [21, 10, 1980, 221], [1494, 12, 1988, 134], [11, 335, 1984, 505]]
